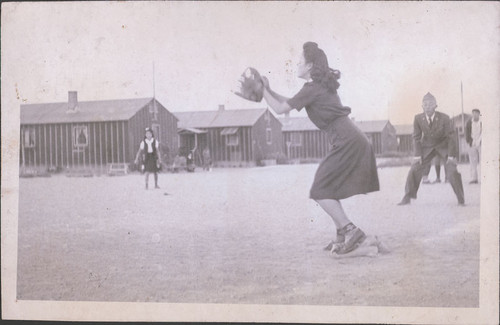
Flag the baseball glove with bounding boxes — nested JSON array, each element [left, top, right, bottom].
[[233, 67, 264, 102]]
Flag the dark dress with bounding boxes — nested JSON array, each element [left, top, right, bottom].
[[287, 82, 379, 200], [142, 139, 159, 173]]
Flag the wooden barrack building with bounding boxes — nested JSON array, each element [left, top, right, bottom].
[[280, 117, 398, 160], [174, 106, 283, 167], [280, 117, 329, 161], [356, 120, 398, 155], [20, 91, 178, 173], [394, 124, 414, 153]]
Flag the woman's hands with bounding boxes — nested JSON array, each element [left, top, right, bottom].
[[261, 81, 293, 115]]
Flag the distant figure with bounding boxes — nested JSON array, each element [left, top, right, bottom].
[[465, 108, 481, 184], [398, 92, 464, 206], [186, 151, 195, 172], [202, 147, 212, 171], [134, 127, 162, 189], [421, 156, 446, 184]]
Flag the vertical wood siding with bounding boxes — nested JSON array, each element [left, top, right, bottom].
[[128, 99, 179, 164], [20, 120, 134, 169], [283, 130, 329, 160], [202, 127, 253, 166], [251, 110, 283, 162], [397, 135, 413, 153], [283, 127, 399, 160]]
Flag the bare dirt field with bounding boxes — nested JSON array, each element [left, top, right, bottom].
[[16, 164, 480, 307]]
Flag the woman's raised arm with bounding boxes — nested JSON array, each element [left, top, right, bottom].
[[261, 77, 293, 115]]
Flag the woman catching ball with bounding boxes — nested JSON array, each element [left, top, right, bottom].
[[261, 42, 380, 254]]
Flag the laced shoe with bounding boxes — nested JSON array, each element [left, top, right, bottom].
[[323, 230, 345, 251], [333, 223, 366, 255]]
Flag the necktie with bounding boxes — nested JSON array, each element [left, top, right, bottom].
[[429, 117, 433, 128]]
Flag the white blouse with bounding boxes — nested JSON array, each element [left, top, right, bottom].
[[140, 138, 159, 153]]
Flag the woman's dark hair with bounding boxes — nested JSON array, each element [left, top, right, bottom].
[[145, 127, 155, 138], [303, 42, 340, 92]]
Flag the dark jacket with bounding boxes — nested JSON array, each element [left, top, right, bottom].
[[413, 111, 456, 159], [142, 139, 158, 159], [465, 118, 482, 147]]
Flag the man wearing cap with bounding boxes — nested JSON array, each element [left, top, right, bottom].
[[398, 92, 465, 206], [465, 109, 482, 184]]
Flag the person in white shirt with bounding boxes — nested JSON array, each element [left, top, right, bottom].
[[465, 109, 482, 184], [134, 127, 162, 189]]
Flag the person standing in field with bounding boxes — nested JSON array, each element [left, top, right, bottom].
[[465, 108, 481, 184], [421, 156, 446, 184], [202, 147, 212, 171], [134, 127, 162, 189], [397, 93, 465, 206], [260, 41, 380, 254]]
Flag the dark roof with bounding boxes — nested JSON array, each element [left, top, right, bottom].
[[355, 120, 391, 133], [173, 111, 218, 128], [394, 124, 414, 135], [279, 117, 317, 131], [451, 113, 472, 124], [451, 113, 471, 120], [279, 117, 391, 133], [174, 108, 269, 128], [21, 98, 156, 124], [178, 127, 207, 135]]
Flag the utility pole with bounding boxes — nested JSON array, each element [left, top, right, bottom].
[[460, 82, 465, 162], [153, 62, 156, 99], [152, 62, 158, 120], [461, 82, 465, 131]]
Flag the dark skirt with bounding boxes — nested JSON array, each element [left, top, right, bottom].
[[310, 116, 380, 200], [144, 153, 159, 173]]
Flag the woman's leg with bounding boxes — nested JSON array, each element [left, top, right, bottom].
[[435, 163, 441, 182], [316, 199, 366, 254], [145, 172, 150, 189], [316, 199, 350, 229], [154, 172, 159, 188]]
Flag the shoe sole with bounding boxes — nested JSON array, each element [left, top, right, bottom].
[[324, 239, 343, 251], [323, 241, 334, 251]]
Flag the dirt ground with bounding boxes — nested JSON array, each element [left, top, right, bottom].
[[16, 164, 480, 307]]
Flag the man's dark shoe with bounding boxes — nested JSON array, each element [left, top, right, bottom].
[[397, 196, 411, 205]]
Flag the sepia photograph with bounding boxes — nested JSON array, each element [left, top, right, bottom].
[[1, 1, 499, 323]]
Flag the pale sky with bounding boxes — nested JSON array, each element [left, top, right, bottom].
[[2, 1, 499, 124]]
